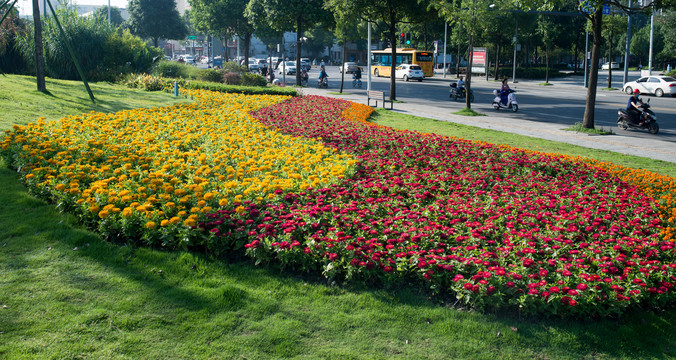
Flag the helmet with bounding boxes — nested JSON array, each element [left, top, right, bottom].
[[633, 89, 640, 94]]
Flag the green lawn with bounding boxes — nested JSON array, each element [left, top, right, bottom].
[[1, 75, 674, 359]]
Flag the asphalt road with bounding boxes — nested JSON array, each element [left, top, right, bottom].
[[311, 66, 676, 144]]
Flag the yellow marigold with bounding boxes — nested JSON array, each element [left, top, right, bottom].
[[218, 198, 228, 206], [89, 205, 100, 213], [160, 219, 170, 227], [184, 218, 196, 227], [55, 184, 66, 191], [98, 210, 110, 218], [146, 221, 156, 229], [203, 192, 215, 200]]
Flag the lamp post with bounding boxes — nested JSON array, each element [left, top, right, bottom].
[[512, 17, 517, 83]]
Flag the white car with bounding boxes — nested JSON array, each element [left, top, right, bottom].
[[623, 76, 676, 97], [395, 64, 424, 82], [182, 55, 195, 63], [602, 62, 619, 70], [340, 62, 358, 74], [247, 59, 260, 72], [278, 61, 297, 75]]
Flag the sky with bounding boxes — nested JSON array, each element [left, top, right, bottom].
[[17, 0, 129, 16]]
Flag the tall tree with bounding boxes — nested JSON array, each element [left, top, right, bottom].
[[434, 0, 499, 109], [602, 14, 625, 88], [331, 0, 427, 100], [247, 0, 331, 86], [326, 0, 366, 93], [93, 6, 124, 26], [126, 0, 187, 47], [190, 0, 254, 69], [31, 0, 46, 91]]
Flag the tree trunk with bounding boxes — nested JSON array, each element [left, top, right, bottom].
[[244, 33, 251, 72], [583, 8, 603, 129], [31, 0, 46, 92], [153, 37, 159, 48], [389, 13, 397, 101], [296, 16, 302, 86], [340, 38, 346, 93], [573, 35, 579, 74], [494, 43, 499, 80], [456, 42, 460, 78], [545, 44, 549, 84], [466, 34, 473, 110], [607, 31, 612, 88]]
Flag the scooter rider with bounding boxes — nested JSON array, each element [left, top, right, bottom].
[[457, 75, 465, 92], [500, 78, 510, 105], [318, 66, 328, 82], [627, 89, 644, 125]]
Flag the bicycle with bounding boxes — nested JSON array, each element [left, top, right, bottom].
[[352, 77, 362, 88]]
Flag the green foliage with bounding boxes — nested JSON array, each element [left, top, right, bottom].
[[196, 68, 226, 83], [497, 67, 566, 79], [182, 79, 297, 95], [0, 10, 28, 74], [15, 9, 162, 82], [126, 0, 187, 46], [152, 60, 200, 78], [103, 29, 164, 77], [241, 72, 267, 86], [222, 61, 247, 74], [92, 6, 125, 26], [121, 73, 166, 91]]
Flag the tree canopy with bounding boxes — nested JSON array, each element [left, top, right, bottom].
[[126, 0, 187, 47]]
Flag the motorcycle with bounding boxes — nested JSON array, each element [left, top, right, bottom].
[[617, 99, 659, 134], [449, 82, 474, 102], [300, 72, 309, 86], [318, 76, 328, 89], [492, 89, 518, 112]]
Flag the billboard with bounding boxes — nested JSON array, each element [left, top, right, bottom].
[[470, 47, 486, 74]]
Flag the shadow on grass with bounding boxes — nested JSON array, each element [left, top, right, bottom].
[[1, 160, 674, 359]]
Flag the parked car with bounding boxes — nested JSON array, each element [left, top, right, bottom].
[[340, 62, 359, 74], [182, 55, 195, 64], [200, 56, 210, 64], [278, 61, 297, 75], [602, 62, 620, 70], [395, 64, 424, 82], [623, 76, 676, 97]]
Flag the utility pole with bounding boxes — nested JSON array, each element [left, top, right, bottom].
[[648, 4, 654, 75], [623, 0, 631, 84], [512, 17, 517, 82], [584, 30, 589, 88], [367, 21, 372, 91]]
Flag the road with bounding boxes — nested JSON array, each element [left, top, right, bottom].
[[308, 66, 676, 144]]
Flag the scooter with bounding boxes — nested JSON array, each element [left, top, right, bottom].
[[449, 82, 474, 102], [492, 89, 518, 112], [617, 100, 659, 134], [318, 76, 328, 89], [300, 72, 309, 86]]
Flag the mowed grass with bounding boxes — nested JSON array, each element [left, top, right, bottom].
[[1, 75, 675, 359]]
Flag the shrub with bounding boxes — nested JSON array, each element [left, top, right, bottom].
[[196, 68, 225, 83], [223, 72, 242, 85], [222, 61, 247, 74], [666, 69, 676, 77], [16, 8, 161, 82], [241, 72, 267, 87], [181, 80, 297, 96], [0, 11, 28, 74], [122, 73, 165, 91], [153, 60, 199, 79]]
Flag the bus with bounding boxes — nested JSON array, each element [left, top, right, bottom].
[[370, 48, 435, 78]]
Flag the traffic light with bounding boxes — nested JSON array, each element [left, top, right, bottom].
[[400, 33, 405, 45], [406, 33, 411, 45]]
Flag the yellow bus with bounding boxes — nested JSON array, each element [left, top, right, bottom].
[[370, 48, 435, 78]]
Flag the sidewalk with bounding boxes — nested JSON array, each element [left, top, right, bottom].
[[299, 85, 676, 165]]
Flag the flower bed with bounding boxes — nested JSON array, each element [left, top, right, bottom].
[[1, 91, 355, 249], [201, 96, 676, 317]]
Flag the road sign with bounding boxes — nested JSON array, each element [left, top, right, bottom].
[[187, 35, 197, 40], [602, 4, 610, 15]]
